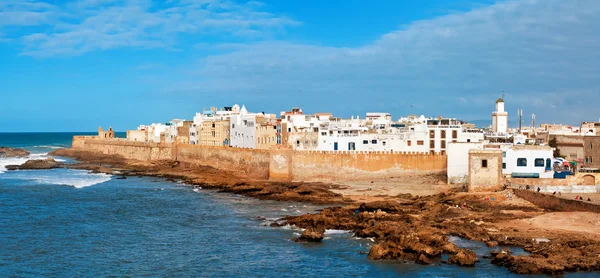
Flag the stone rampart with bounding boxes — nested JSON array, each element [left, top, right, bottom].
[[176, 144, 271, 179], [513, 189, 600, 212], [289, 150, 447, 182], [72, 136, 173, 161], [71, 137, 447, 182]]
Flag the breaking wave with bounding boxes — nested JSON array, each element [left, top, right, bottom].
[[22, 170, 112, 188], [0, 153, 65, 173], [31, 145, 65, 149]]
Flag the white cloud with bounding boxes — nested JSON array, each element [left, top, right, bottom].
[[179, 0, 600, 124], [1, 0, 300, 57]]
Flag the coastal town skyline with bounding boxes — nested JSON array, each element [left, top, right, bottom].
[[2, 0, 600, 132]]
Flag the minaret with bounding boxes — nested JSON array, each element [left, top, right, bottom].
[[492, 97, 508, 134]]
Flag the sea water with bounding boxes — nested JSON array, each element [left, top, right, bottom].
[[0, 133, 591, 277]]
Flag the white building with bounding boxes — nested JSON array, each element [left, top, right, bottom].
[[164, 119, 186, 143], [503, 145, 554, 178], [447, 142, 555, 184], [426, 118, 485, 154], [230, 105, 276, 149], [147, 123, 169, 143], [447, 142, 486, 184], [190, 105, 237, 144], [492, 98, 508, 135]]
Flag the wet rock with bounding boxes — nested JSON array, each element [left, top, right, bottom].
[[448, 249, 478, 267], [116, 176, 127, 180], [367, 243, 389, 260], [6, 158, 63, 170], [417, 254, 432, 265], [486, 241, 499, 248], [295, 227, 325, 242], [0, 147, 30, 158]]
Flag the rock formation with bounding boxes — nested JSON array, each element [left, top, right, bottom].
[[0, 147, 30, 158], [6, 158, 63, 170]]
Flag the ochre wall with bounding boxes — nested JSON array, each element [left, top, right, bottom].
[[72, 136, 173, 161], [290, 150, 446, 182], [71, 137, 447, 182], [176, 144, 270, 179]]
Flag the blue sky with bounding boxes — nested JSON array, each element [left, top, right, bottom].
[[1, 0, 598, 132]]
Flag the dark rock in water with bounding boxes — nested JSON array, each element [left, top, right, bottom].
[[417, 254, 432, 265], [295, 227, 325, 242], [447, 249, 478, 267], [6, 158, 63, 170], [0, 147, 30, 158], [116, 176, 127, 180]]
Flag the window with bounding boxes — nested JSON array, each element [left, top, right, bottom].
[[517, 158, 527, 167], [313, 128, 318, 132], [502, 163, 506, 169], [429, 140, 435, 148], [304, 140, 309, 145], [212, 123, 215, 128], [348, 142, 356, 150], [417, 140, 424, 146], [441, 130, 446, 138], [407, 140, 412, 146], [441, 140, 446, 149], [467, 139, 471, 143], [592, 157, 594, 164], [591, 143, 594, 149], [586, 157, 589, 164], [296, 140, 300, 146], [482, 159, 488, 168], [372, 140, 377, 144], [363, 140, 368, 144], [429, 130, 435, 139], [232, 124, 235, 128], [452, 130, 458, 139], [502, 152, 506, 158], [288, 128, 292, 132], [535, 158, 544, 167], [321, 132, 327, 136], [546, 158, 552, 171], [382, 141, 386, 146], [313, 140, 317, 146]]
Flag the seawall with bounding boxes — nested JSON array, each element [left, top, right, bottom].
[[513, 189, 600, 213], [71, 136, 447, 182]]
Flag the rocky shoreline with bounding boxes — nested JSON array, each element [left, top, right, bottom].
[[46, 148, 600, 275]]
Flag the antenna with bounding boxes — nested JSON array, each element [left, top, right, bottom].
[[518, 109, 523, 133]]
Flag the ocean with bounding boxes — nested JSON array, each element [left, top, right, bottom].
[[0, 133, 579, 277]]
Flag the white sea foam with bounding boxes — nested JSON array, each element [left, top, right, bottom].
[[0, 153, 65, 173], [27, 170, 112, 188], [31, 145, 64, 149], [324, 229, 350, 235]]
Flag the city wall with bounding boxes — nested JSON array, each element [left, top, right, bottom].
[[513, 189, 600, 213], [71, 137, 447, 182]]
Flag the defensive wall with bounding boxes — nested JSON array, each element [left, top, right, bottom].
[[513, 189, 600, 213], [510, 173, 600, 193], [71, 136, 447, 182]]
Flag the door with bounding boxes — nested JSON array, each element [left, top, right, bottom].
[[348, 142, 355, 151], [583, 175, 596, 185], [334, 142, 338, 151]]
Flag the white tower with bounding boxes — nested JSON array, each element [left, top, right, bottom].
[[492, 98, 508, 134]]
